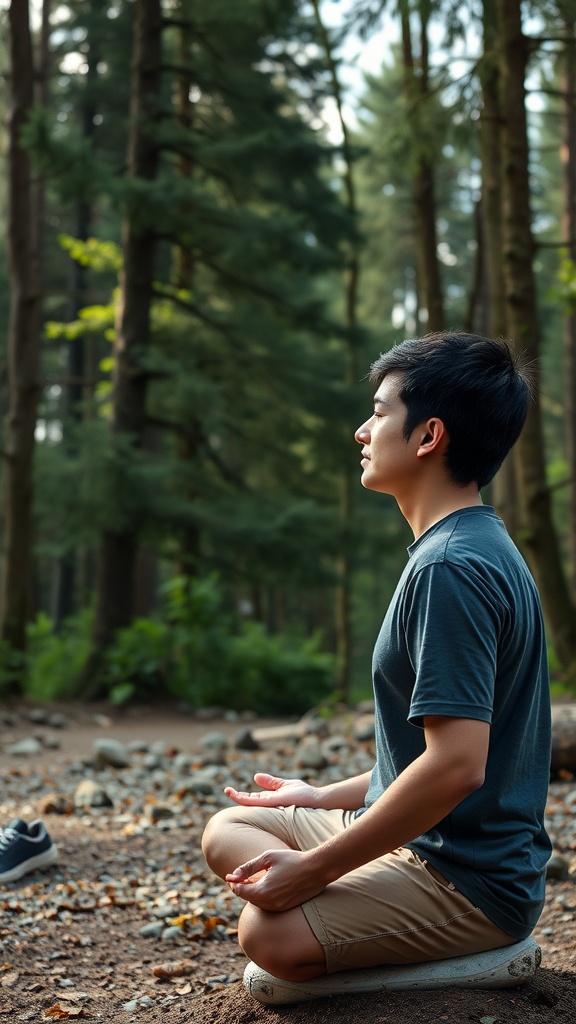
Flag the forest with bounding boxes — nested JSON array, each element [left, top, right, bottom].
[[1, 0, 576, 713]]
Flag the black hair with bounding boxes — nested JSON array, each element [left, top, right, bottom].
[[369, 332, 531, 489]]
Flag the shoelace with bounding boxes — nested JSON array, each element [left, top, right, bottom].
[[0, 828, 19, 853]]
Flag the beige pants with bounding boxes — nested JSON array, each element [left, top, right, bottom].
[[230, 804, 516, 973]]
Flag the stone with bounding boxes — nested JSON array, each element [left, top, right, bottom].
[[27, 708, 49, 724], [38, 792, 74, 815], [139, 921, 164, 938], [354, 714, 375, 742], [295, 737, 329, 771], [6, 737, 43, 756], [234, 728, 261, 751], [200, 731, 229, 749], [93, 737, 131, 769], [546, 852, 570, 881], [47, 712, 69, 729], [551, 704, 576, 775], [74, 778, 114, 808]]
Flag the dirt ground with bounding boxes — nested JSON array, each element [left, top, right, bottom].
[[0, 703, 575, 1023]]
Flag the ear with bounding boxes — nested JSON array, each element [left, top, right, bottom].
[[416, 418, 447, 459]]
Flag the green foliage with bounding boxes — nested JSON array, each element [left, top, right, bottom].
[[24, 610, 93, 701], [19, 577, 336, 714]]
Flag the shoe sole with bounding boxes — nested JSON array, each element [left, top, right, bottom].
[[243, 937, 541, 1005], [0, 844, 59, 884]]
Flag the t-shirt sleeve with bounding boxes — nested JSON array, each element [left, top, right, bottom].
[[402, 561, 503, 728]]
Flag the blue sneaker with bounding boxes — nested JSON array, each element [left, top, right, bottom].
[[0, 819, 58, 884]]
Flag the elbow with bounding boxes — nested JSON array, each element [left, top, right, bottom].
[[458, 768, 485, 798]]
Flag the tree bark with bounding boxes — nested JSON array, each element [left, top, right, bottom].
[[479, 0, 518, 535], [0, 0, 42, 674], [496, 0, 576, 671], [560, 15, 576, 601], [400, 0, 444, 332], [312, 0, 359, 701], [52, 0, 102, 628], [83, 0, 162, 687]]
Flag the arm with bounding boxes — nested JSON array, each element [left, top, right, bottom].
[[225, 770, 372, 812], [226, 716, 490, 910]]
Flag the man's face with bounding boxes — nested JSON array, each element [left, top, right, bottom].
[[354, 373, 422, 496]]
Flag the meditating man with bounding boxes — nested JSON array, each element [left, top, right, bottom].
[[202, 332, 551, 1001]]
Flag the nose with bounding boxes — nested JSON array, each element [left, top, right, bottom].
[[355, 418, 371, 445]]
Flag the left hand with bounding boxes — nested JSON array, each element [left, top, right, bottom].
[[225, 847, 325, 912]]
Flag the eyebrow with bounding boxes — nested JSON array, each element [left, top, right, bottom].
[[374, 396, 391, 409]]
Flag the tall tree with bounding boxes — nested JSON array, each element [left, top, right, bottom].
[[479, 0, 518, 533], [399, 0, 444, 330], [496, 0, 576, 672], [82, 0, 162, 686], [0, 0, 43, 677]]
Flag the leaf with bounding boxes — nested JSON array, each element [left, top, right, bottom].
[[44, 1006, 91, 1020], [0, 971, 19, 988], [152, 957, 198, 980], [479, 1017, 498, 1024]]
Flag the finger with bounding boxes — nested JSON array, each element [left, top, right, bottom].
[[223, 787, 277, 804], [252, 773, 286, 790], [226, 853, 268, 882]]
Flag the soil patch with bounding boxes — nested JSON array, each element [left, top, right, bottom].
[[0, 703, 574, 1023]]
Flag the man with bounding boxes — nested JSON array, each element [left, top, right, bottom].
[[202, 332, 551, 996]]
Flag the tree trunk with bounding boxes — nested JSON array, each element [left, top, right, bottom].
[[312, 0, 359, 701], [82, 0, 162, 689], [174, 15, 201, 575], [0, 0, 42, 677], [400, 1, 444, 332], [52, 0, 101, 628], [496, 0, 576, 671], [560, 16, 576, 601], [479, 0, 518, 535]]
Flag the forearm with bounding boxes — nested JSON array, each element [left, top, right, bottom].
[[315, 771, 372, 811], [307, 748, 479, 883]]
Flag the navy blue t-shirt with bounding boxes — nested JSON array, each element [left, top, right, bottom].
[[361, 506, 552, 939]]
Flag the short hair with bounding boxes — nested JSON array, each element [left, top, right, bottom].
[[369, 332, 531, 489]]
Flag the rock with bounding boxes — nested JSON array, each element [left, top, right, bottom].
[[93, 738, 131, 769], [295, 737, 329, 771], [6, 737, 43, 756], [139, 921, 164, 938], [356, 699, 375, 715], [27, 708, 49, 724], [354, 714, 375, 742], [173, 753, 194, 772], [142, 753, 162, 770], [90, 713, 113, 728], [128, 740, 150, 754], [38, 792, 74, 815], [234, 728, 261, 751], [546, 852, 570, 881], [162, 926, 184, 942], [41, 734, 61, 750], [147, 804, 175, 823], [74, 778, 114, 808], [200, 749, 227, 767], [322, 735, 349, 756], [200, 731, 229, 749], [302, 717, 331, 739], [47, 713, 69, 729], [551, 705, 576, 775]]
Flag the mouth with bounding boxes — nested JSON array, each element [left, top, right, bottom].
[[361, 450, 371, 461]]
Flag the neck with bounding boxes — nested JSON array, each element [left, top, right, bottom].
[[397, 482, 483, 540]]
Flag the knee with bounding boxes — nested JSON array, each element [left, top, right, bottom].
[[238, 905, 326, 982], [201, 806, 240, 876]]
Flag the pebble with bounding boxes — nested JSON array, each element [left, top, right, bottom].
[[6, 737, 43, 756], [94, 738, 131, 769]]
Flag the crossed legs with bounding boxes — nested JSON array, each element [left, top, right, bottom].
[[202, 806, 327, 981]]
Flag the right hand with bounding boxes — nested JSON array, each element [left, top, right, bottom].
[[224, 772, 320, 808]]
